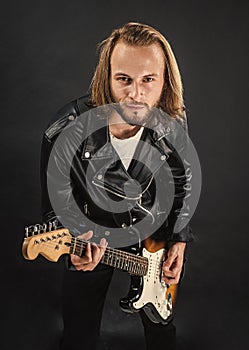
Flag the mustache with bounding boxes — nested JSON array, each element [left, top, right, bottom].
[[121, 101, 149, 108]]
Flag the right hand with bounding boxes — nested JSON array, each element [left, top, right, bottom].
[[70, 230, 108, 271]]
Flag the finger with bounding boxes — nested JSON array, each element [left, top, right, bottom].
[[163, 257, 176, 271], [91, 238, 107, 264], [71, 237, 108, 271], [99, 238, 108, 257], [84, 242, 92, 263], [80, 238, 108, 271], [162, 276, 178, 285], [70, 254, 84, 266], [91, 243, 101, 265], [70, 242, 92, 266], [78, 230, 94, 241], [162, 268, 175, 278], [162, 271, 181, 285]]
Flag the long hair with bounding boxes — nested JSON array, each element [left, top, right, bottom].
[[90, 22, 185, 118]]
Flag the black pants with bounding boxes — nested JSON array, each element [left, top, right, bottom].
[[60, 264, 176, 350]]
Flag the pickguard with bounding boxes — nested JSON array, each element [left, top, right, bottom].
[[132, 248, 173, 321]]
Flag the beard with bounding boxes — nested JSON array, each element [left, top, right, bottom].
[[113, 102, 153, 126]]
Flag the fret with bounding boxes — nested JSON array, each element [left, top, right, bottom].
[[117, 251, 122, 269], [130, 262, 134, 274], [112, 254, 117, 267], [115, 252, 119, 267], [111, 252, 115, 267], [134, 262, 138, 274], [73, 238, 148, 276], [109, 252, 113, 265], [73, 237, 77, 254], [133, 262, 136, 275], [113, 252, 117, 268], [77, 242, 82, 256], [69, 237, 76, 254], [135, 262, 139, 275], [129, 260, 134, 274], [118, 252, 122, 269], [79, 239, 84, 257], [109, 249, 114, 266], [121, 255, 125, 270], [105, 254, 110, 265], [123, 260, 128, 272], [101, 252, 107, 264]]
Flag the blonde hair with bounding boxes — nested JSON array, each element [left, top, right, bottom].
[[91, 22, 185, 117]]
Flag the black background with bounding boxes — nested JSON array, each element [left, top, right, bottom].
[[1, 1, 249, 349]]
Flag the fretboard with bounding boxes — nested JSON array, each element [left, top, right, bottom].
[[70, 236, 148, 276]]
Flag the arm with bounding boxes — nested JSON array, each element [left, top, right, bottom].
[[162, 113, 193, 283], [40, 100, 106, 271]]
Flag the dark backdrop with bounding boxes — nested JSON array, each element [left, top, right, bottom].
[[1, 1, 248, 349]]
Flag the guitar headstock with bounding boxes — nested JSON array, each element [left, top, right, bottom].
[[22, 223, 72, 262]]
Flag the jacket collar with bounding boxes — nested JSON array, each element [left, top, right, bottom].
[[80, 113, 172, 199]]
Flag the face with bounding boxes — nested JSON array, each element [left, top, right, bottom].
[[110, 41, 165, 125]]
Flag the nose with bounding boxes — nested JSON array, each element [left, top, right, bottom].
[[127, 81, 144, 100]]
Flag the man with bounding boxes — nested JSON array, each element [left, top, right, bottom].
[[41, 22, 194, 350]]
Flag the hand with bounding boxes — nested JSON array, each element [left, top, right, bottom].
[[70, 230, 108, 271], [162, 242, 186, 285]]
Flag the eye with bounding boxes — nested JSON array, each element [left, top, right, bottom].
[[116, 76, 132, 84], [144, 77, 154, 82]]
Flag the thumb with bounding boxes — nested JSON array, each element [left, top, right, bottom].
[[163, 255, 175, 270]]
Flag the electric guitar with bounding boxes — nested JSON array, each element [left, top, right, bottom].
[[22, 223, 178, 324]]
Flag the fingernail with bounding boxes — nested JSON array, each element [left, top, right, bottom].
[[100, 238, 107, 246]]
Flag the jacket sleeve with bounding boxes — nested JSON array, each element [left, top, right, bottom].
[[40, 99, 88, 235], [40, 99, 90, 271], [166, 112, 194, 243]]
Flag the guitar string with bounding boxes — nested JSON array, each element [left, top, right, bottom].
[[71, 238, 148, 263], [29, 238, 165, 268], [28, 240, 164, 272], [70, 238, 166, 266], [71, 241, 164, 269]]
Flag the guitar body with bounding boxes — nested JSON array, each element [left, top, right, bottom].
[[120, 238, 178, 324]]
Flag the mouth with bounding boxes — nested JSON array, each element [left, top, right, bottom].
[[124, 103, 146, 111]]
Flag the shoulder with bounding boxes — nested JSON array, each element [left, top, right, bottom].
[[175, 111, 188, 133], [44, 94, 93, 141]]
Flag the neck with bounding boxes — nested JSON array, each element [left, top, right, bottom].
[[70, 236, 148, 276], [109, 112, 141, 139], [109, 124, 141, 139]]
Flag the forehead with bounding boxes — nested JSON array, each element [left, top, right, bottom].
[[110, 41, 165, 75]]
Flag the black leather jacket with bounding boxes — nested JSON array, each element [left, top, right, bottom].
[[40, 95, 193, 247]]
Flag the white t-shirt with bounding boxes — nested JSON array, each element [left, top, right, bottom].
[[110, 127, 144, 170]]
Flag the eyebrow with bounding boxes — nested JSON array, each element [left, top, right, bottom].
[[113, 72, 159, 77]]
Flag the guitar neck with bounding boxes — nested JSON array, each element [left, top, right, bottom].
[[70, 236, 148, 276]]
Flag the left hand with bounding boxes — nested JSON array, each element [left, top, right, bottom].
[[70, 231, 108, 271], [162, 242, 186, 285]]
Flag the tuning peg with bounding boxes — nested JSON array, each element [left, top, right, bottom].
[[48, 221, 52, 231], [25, 226, 29, 238], [52, 221, 57, 230], [28, 225, 35, 236], [35, 224, 43, 234], [42, 223, 47, 232]]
